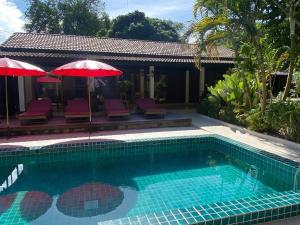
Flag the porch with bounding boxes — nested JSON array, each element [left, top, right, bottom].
[[0, 110, 192, 137]]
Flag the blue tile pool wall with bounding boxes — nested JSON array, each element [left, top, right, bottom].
[[211, 137, 298, 191], [0, 135, 298, 192], [0, 136, 213, 167], [1, 135, 300, 225]]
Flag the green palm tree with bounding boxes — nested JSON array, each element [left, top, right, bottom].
[[191, 0, 269, 112]]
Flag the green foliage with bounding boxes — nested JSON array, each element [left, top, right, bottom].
[[59, 0, 102, 36], [108, 11, 182, 42], [25, 0, 61, 33], [264, 1, 300, 49], [245, 109, 269, 132], [246, 101, 300, 142], [292, 71, 300, 97], [197, 98, 220, 118], [25, 5, 182, 42], [155, 75, 167, 101], [148, 18, 183, 42], [208, 68, 258, 110], [96, 13, 111, 37], [25, 0, 106, 36], [117, 80, 133, 95]]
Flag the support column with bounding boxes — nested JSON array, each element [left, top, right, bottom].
[[18, 77, 25, 112], [24, 77, 33, 107], [149, 66, 155, 99], [185, 70, 190, 104], [140, 69, 145, 98], [199, 67, 205, 98]]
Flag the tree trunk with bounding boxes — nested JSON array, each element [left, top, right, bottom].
[[282, 8, 296, 100], [261, 72, 267, 112], [254, 37, 268, 113], [232, 38, 253, 109], [241, 75, 253, 108]]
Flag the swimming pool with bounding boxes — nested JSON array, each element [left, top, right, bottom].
[[0, 135, 300, 225]]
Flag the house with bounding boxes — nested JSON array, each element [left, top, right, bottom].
[[0, 33, 234, 115]]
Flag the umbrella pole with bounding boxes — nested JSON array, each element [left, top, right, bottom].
[[88, 77, 92, 134], [5, 76, 10, 138]]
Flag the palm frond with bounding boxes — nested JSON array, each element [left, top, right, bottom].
[[193, 16, 228, 34]]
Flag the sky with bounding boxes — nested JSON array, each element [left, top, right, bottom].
[[0, 0, 195, 44]]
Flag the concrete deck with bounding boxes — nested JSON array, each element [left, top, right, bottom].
[[0, 112, 300, 224]]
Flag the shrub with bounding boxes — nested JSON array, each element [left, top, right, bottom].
[[218, 106, 238, 124], [246, 108, 270, 132], [197, 98, 220, 118], [246, 101, 300, 142]]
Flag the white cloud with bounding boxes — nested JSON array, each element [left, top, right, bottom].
[[0, 0, 25, 44]]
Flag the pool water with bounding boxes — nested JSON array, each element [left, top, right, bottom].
[[0, 146, 285, 225]]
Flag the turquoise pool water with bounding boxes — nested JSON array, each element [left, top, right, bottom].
[[0, 139, 295, 225]]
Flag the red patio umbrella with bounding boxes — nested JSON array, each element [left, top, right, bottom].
[[56, 182, 124, 217], [51, 60, 123, 122], [0, 58, 46, 127], [20, 191, 52, 221], [37, 76, 61, 83]]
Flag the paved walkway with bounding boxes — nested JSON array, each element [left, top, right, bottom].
[[1, 113, 299, 162], [0, 112, 300, 224]]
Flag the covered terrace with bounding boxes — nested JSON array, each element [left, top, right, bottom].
[[0, 33, 234, 136]]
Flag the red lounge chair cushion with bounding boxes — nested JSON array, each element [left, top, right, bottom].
[[19, 99, 51, 119], [106, 109, 129, 116], [104, 99, 129, 116], [19, 111, 48, 118], [65, 110, 89, 116], [65, 99, 89, 118]]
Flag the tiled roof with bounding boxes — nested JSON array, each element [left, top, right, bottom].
[[0, 33, 235, 64], [0, 51, 234, 64]]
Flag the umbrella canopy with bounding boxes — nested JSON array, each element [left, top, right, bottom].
[[56, 183, 124, 217], [37, 76, 61, 83], [51, 60, 123, 124], [0, 57, 46, 76], [0, 193, 17, 215], [0, 57, 46, 130], [51, 60, 123, 77], [20, 191, 52, 221]]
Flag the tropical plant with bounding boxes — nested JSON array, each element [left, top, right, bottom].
[[208, 68, 258, 111], [117, 80, 133, 101], [192, 0, 271, 112], [292, 71, 300, 97], [246, 100, 300, 142], [155, 75, 167, 102], [266, 0, 300, 100]]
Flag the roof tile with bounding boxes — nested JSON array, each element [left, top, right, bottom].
[[0, 33, 235, 64]]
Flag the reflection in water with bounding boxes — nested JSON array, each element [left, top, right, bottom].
[[30, 187, 137, 225], [56, 183, 124, 217], [0, 164, 23, 193], [0, 193, 17, 215], [20, 191, 52, 221]]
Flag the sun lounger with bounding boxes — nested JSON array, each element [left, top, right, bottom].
[[136, 98, 166, 117], [64, 99, 90, 121], [104, 99, 130, 118], [18, 99, 52, 124]]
